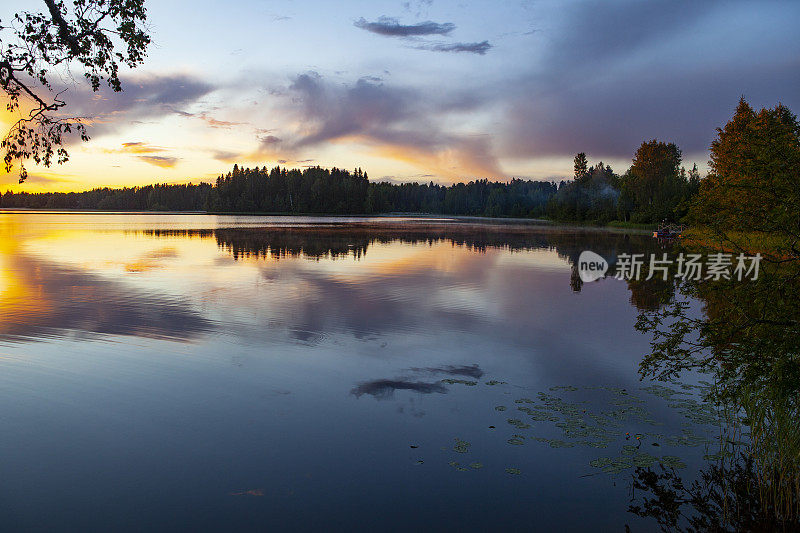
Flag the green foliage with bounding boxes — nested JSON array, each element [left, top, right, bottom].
[[573, 152, 588, 183], [1, 182, 211, 211], [547, 157, 621, 223], [1, 167, 560, 217], [690, 97, 800, 258], [619, 140, 696, 223], [210, 165, 369, 214], [367, 177, 557, 217]]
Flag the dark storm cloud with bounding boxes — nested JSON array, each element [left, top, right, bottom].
[[544, 0, 723, 68], [504, 61, 800, 161], [354, 16, 455, 37], [414, 40, 492, 55], [350, 379, 447, 399], [501, 0, 800, 159]]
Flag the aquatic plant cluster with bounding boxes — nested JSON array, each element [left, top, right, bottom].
[[410, 378, 723, 478]]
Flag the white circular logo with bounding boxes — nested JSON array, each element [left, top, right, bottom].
[[578, 251, 608, 282]]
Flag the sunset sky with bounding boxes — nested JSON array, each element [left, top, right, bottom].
[[2, 0, 799, 192]]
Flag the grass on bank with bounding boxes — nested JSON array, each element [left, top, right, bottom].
[[681, 227, 795, 258]]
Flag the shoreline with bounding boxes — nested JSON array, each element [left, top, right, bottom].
[[0, 208, 655, 233]]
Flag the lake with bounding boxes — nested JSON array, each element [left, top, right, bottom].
[[0, 213, 719, 531]]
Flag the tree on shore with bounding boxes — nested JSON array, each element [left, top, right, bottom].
[[1, 0, 151, 182], [573, 152, 589, 184], [690, 98, 800, 256], [619, 140, 687, 223]]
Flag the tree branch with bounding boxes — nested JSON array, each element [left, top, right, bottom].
[[43, 0, 82, 55]]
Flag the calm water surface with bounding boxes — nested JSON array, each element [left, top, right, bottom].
[[0, 213, 716, 531]]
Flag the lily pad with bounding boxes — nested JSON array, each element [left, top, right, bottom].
[[632, 452, 658, 468], [589, 456, 634, 474], [507, 435, 525, 446], [661, 456, 687, 469], [448, 461, 468, 471], [507, 418, 531, 430], [453, 438, 471, 453]]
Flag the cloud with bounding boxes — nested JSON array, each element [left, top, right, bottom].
[[279, 71, 505, 179], [173, 110, 245, 129], [354, 16, 455, 37], [259, 135, 281, 145], [353, 15, 491, 56], [288, 73, 413, 148], [208, 136, 288, 167], [137, 155, 179, 168], [402, 0, 434, 17], [55, 74, 215, 139], [498, 0, 800, 159], [541, 0, 721, 71], [199, 114, 244, 129], [414, 40, 492, 55], [242, 134, 285, 162], [503, 61, 800, 162], [101, 142, 180, 168], [212, 150, 242, 163], [100, 142, 181, 169], [117, 142, 164, 154], [2, 173, 75, 186], [122, 142, 164, 154]]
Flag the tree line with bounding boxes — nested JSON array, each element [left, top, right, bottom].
[[2, 98, 794, 226], [0, 165, 558, 217]]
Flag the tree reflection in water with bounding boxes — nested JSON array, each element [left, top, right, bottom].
[[139, 223, 799, 528], [630, 236, 800, 530]]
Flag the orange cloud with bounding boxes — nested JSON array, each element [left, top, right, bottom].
[[121, 142, 165, 153], [137, 155, 179, 168], [362, 135, 506, 182]]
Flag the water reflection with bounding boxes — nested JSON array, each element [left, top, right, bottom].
[[0, 254, 212, 342], [0, 230, 212, 343], [2, 220, 674, 345], [633, 235, 800, 529], [352, 364, 486, 399], [0, 213, 721, 531]]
